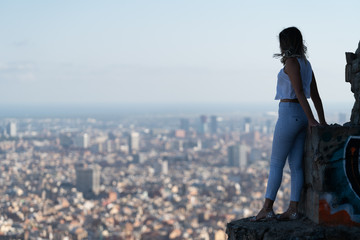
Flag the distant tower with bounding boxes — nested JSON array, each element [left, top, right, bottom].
[[210, 115, 218, 134], [6, 122, 16, 137], [239, 144, 248, 169], [106, 140, 113, 153], [243, 117, 251, 133], [128, 132, 140, 154], [266, 119, 273, 134], [249, 148, 260, 161], [196, 139, 202, 150], [162, 160, 168, 175], [132, 153, 146, 164], [180, 118, 190, 132], [199, 115, 208, 134], [228, 145, 240, 167], [74, 133, 89, 149], [228, 144, 248, 169], [76, 165, 101, 197]]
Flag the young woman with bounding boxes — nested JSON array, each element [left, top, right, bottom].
[[252, 27, 327, 221]]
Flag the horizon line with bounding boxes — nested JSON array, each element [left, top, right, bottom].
[[0, 101, 354, 106]]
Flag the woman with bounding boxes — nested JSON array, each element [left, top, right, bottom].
[[252, 27, 326, 221]]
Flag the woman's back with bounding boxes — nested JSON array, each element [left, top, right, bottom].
[[275, 57, 313, 100]]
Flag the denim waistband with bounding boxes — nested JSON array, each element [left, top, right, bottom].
[[278, 102, 306, 115]]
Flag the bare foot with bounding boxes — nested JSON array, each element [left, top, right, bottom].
[[250, 207, 275, 222], [277, 207, 299, 221]]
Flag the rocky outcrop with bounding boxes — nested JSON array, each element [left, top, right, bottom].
[[226, 217, 360, 240], [299, 125, 360, 226], [297, 42, 360, 226], [346, 41, 360, 124]]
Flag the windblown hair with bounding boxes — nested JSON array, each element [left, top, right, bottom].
[[273, 27, 307, 65]]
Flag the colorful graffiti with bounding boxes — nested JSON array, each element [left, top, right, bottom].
[[319, 136, 360, 226], [345, 137, 360, 199]]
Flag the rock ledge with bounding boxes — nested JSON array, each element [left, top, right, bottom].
[[226, 217, 360, 240]]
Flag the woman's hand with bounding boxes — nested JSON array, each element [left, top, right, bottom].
[[308, 118, 319, 127], [320, 121, 328, 126]]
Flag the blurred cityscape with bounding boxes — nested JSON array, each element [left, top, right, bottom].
[[0, 106, 347, 239]]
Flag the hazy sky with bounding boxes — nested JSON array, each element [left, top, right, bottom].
[[0, 0, 359, 106]]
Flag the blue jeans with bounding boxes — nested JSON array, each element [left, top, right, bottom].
[[265, 102, 308, 202]]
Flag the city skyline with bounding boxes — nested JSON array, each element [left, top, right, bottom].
[[0, 105, 352, 238], [0, 111, 284, 238], [0, 1, 359, 106]]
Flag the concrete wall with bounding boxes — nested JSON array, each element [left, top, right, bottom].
[[299, 125, 360, 227]]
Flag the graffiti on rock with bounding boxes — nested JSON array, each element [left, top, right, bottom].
[[318, 136, 360, 226], [344, 136, 360, 199]]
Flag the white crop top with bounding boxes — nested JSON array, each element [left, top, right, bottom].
[[274, 57, 313, 100]]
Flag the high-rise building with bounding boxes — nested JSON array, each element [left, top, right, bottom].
[[243, 117, 252, 133], [210, 115, 218, 134], [162, 160, 168, 175], [249, 148, 263, 162], [60, 133, 73, 149], [6, 122, 16, 137], [76, 165, 101, 197], [199, 115, 208, 134], [228, 145, 239, 167], [106, 140, 113, 153], [180, 118, 190, 132], [239, 144, 249, 169], [266, 119, 274, 134], [128, 132, 140, 154], [132, 153, 146, 164], [74, 133, 89, 149], [228, 144, 249, 169]]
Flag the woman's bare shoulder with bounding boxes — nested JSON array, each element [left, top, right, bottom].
[[284, 57, 299, 65], [284, 57, 300, 74]]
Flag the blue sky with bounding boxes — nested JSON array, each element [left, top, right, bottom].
[[0, 0, 359, 108]]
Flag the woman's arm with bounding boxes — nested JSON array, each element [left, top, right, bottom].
[[310, 72, 327, 125], [284, 58, 319, 127]]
